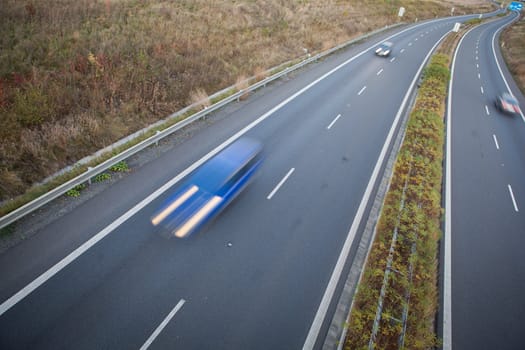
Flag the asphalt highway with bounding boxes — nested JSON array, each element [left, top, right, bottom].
[[446, 11, 525, 350], [0, 12, 496, 350]]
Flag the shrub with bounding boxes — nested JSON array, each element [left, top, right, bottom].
[[110, 161, 129, 172], [93, 172, 111, 183], [66, 183, 86, 197], [12, 85, 54, 127]]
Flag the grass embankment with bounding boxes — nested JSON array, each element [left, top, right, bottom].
[[0, 0, 492, 212], [500, 14, 525, 95], [343, 52, 451, 349]]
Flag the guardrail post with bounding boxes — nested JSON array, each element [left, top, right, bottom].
[[155, 130, 161, 146], [87, 167, 93, 185]]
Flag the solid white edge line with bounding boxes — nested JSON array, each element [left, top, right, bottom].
[[358, 86, 367, 95], [508, 184, 519, 212], [491, 12, 525, 123], [0, 15, 475, 318], [302, 28, 452, 350], [267, 168, 295, 200], [376, 68, 384, 76], [485, 105, 490, 115], [493, 134, 500, 149], [445, 21, 479, 350], [140, 299, 186, 350], [327, 114, 342, 130]]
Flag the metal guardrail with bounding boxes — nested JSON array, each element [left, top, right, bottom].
[[0, 23, 404, 230]]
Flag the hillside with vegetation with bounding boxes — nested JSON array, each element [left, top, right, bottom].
[[501, 13, 525, 95], [0, 0, 492, 204]]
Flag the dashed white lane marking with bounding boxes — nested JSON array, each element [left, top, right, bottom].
[[478, 73, 481, 79], [358, 86, 367, 95], [267, 168, 295, 200], [508, 185, 519, 212], [415, 38, 418, 41], [476, 56, 479, 60], [485, 105, 490, 115], [477, 63, 479, 68], [304, 27, 453, 350], [140, 299, 186, 350], [493, 134, 499, 149], [376, 68, 384, 76], [327, 114, 341, 130], [408, 42, 413, 46], [481, 86, 484, 94], [400, 48, 405, 53], [390, 57, 396, 62]]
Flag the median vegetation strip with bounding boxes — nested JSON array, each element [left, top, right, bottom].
[[343, 52, 451, 349]]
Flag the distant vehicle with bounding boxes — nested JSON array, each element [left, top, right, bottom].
[[151, 137, 263, 238], [375, 41, 393, 57], [495, 92, 521, 115]]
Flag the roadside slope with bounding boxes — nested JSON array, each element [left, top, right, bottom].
[[0, 0, 493, 203]]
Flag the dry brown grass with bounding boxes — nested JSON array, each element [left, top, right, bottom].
[[501, 14, 525, 95], [189, 88, 211, 110], [0, 0, 494, 202]]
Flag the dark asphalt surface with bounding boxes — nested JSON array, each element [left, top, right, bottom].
[[450, 12, 525, 350], [0, 14, 488, 350]]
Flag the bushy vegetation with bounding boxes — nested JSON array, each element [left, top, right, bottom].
[[0, 0, 492, 206], [66, 183, 86, 197], [344, 53, 450, 349], [93, 172, 111, 183], [109, 161, 129, 173]]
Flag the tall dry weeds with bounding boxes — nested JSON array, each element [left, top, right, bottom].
[[501, 15, 525, 95]]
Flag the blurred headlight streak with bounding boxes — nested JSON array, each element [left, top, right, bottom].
[[151, 185, 199, 226], [174, 196, 222, 238]]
